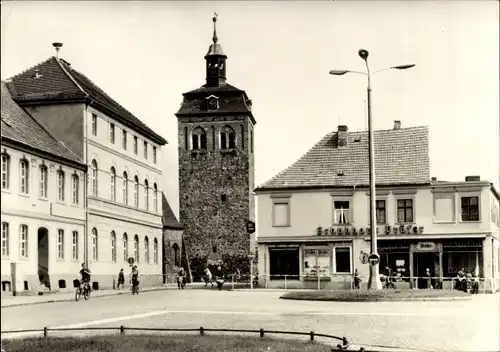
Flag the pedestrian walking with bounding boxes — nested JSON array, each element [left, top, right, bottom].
[[117, 268, 125, 290]]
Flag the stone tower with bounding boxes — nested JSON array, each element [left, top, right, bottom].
[[175, 15, 256, 280]]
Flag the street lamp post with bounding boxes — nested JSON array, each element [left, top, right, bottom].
[[330, 50, 415, 290]]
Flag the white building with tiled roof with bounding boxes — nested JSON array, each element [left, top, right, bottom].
[[254, 122, 500, 293], [1, 81, 87, 295], [4, 46, 168, 292]]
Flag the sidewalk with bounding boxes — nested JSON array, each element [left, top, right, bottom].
[[1, 285, 176, 308]]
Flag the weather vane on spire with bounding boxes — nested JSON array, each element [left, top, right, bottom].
[[212, 12, 219, 44]]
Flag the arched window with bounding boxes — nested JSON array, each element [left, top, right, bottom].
[[241, 125, 245, 149], [1, 153, 10, 190], [122, 171, 128, 205], [57, 170, 65, 201], [184, 127, 188, 151], [39, 165, 48, 198], [133, 235, 139, 263], [110, 167, 116, 202], [144, 236, 149, 264], [153, 238, 158, 264], [172, 243, 180, 267], [134, 176, 139, 207], [153, 183, 158, 212], [72, 174, 79, 204], [191, 127, 207, 150], [91, 160, 98, 196], [111, 231, 116, 263], [91, 228, 98, 261], [19, 159, 29, 194], [211, 126, 216, 150], [144, 179, 149, 211], [220, 125, 235, 149], [123, 233, 128, 262]]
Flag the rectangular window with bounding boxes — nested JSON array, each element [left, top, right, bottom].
[[434, 196, 455, 222], [334, 201, 350, 224], [72, 175, 79, 204], [144, 141, 148, 159], [376, 200, 386, 224], [303, 248, 330, 278], [461, 196, 479, 221], [397, 199, 414, 223], [57, 171, 65, 201], [134, 136, 138, 155], [91, 114, 97, 136], [57, 229, 64, 259], [39, 166, 48, 198], [153, 147, 157, 164], [1, 222, 9, 256], [1, 154, 10, 189], [122, 130, 127, 150], [109, 123, 115, 144], [20, 225, 28, 258], [20, 160, 29, 194], [334, 247, 351, 273], [72, 231, 78, 260], [272, 201, 290, 227]]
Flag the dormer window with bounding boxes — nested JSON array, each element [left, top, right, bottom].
[[220, 125, 235, 149], [206, 95, 219, 111], [192, 127, 207, 150]]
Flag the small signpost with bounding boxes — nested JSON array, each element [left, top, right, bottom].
[[246, 220, 256, 234], [359, 252, 369, 265], [128, 257, 135, 267], [368, 253, 380, 266]]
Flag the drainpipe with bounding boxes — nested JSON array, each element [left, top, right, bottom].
[[84, 100, 94, 267]]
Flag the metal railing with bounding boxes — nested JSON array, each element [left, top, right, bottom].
[[0, 326, 355, 351]]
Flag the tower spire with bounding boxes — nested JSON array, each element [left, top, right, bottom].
[[212, 12, 218, 44]]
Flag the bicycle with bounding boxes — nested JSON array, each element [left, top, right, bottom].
[[75, 280, 91, 301], [131, 278, 140, 295]]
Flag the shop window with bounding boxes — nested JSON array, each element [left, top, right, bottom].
[[397, 199, 414, 223], [461, 196, 479, 221], [333, 201, 350, 224], [334, 247, 351, 273], [269, 248, 299, 279], [303, 248, 330, 279], [376, 200, 386, 224], [272, 201, 290, 227]]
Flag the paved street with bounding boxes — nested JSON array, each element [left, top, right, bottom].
[[1, 289, 499, 352]]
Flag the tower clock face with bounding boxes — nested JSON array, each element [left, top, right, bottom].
[[208, 98, 218, 110]]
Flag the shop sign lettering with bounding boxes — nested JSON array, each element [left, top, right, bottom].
[[415, 242, 436, 251], [316, 225, 424, 236]]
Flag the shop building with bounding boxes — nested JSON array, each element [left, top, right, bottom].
[[254, 122, 500, 292]]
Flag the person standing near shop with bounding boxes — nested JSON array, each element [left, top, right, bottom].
[[425, 268, 433, 289]]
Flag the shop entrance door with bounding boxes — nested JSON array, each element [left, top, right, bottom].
[[414, 252, 438, 289]]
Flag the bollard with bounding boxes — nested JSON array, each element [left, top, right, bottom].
[[120, 325, 125, 336], [284, 275, 287, 290], [259, 328, 264, 338], [231, 274, 234, 290], [200, 327, 204, 336], [317, 275, 320, 291], [310, 331, 314, 341], [43, 327, 48, 338]]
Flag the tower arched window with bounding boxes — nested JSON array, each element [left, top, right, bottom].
[[122, 171, 128, 205], [220, 125, 235, 149], [153, 238, 158, 264], [191, 127, 207, 150], [110, 167, 116, 202], [144, 179, 149, 211], [241, 125, 245, 149], [134, 235, 139, 263], [134, 176, 139, 207], [153, 183, 158, 212], [91, 160, 98, 196], [184, 127, 188, 151]]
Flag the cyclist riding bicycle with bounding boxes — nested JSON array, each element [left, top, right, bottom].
[[79, 263, 91, 291], [130, 265, 140, 288]]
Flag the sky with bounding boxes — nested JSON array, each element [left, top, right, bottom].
[[1, 1, 499, 217]]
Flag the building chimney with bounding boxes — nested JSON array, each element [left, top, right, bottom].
[[431, 177, 437, 182], [337, 125, 348, 147], [465, 176, 480, 182], [394, 120, 401, 130], [52, 42, 63, 58]]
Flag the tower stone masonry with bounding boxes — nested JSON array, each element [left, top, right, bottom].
[[175, 15, 256, 280]]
